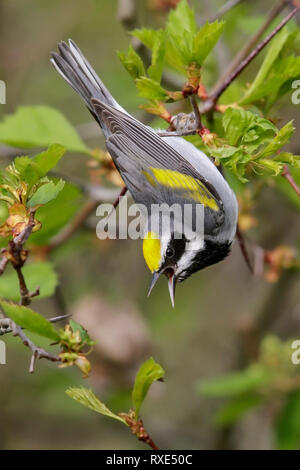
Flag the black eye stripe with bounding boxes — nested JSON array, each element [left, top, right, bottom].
[[166, 237, 186, 260], [166, 247, 174, 257]]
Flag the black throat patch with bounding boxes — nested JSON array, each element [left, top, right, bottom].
[[179, 239, 232, 281]]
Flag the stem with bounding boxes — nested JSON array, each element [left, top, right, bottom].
[[210, 6, 299, 104], [15, 266, 31, 306], [0, 256, 8, 275], [282, 164, 300, 197], [5, 209, 40, 306], [141, 435, 159, 451], [48, 199, 98, 250], [120, 411, 160, 450], [190, 95, 203, 130], [113, 186, 128, 209], [210, 0, 244, 21]]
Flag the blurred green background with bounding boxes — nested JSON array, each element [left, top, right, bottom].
[[0, 0, 299, 450]]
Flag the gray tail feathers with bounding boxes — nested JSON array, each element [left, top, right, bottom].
[[51, 39, 121, 132]]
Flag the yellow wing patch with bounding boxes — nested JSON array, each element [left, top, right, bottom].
[[142, 231, 161, 273], [143, 167, 219, 211]]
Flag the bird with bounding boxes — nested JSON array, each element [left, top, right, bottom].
[[51, 40, 238, 307]]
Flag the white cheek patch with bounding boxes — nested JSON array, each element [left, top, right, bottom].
[[175, 235, 204, 278], [159, 236, 169, 269]]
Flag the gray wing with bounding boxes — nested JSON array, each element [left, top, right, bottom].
[[92, 100, 224, 233], [92, 99, 222, 203]]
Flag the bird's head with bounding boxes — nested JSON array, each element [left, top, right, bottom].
[[143, 231, 231, 307]]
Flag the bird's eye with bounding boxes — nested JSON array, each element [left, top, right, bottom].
[[166, 247, 174, 257]]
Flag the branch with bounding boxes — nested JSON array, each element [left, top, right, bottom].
[[1, 209, 40, 306], [15, 265, 40, 306], [236, 225, 253, 274], [210, 5, 300, 104], [282, 164, 300, 197], [0, 318, 60, 373], [0, 314, 71, 336], [211, 0, 289, 94], [13, 208, 36, 248], [112, 185, 128, 209]]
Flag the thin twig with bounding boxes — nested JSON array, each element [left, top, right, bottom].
[[190, 95, 203, 130], [49, 314, 72, 323], [13, 209, 36, 248], [210, 0, 244, 21], [282, 164, 300, 197], [5, 209, 40, 306], [0, 256, 8, 275], [48, 199, 98, 251], [236, 225, 253, 274], [210, 6, 300, 104], [113, 186, 128, 209], [157, 130, 196, 137], [47, 188, 128, 251], [212, 0, 288, 94], [15, 266, 39, 306]]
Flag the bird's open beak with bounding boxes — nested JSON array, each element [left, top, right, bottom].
[[147, 267, 177, 307], [147, 271, 160, 298], [167, 270, 176, 308]]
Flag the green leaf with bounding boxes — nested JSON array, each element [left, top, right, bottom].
[[258, 121, 294, 158], [66, 387, 127, 424], [193, 20, 225, 65], [241, 57, 300, 105], [69, 319, 96, 346], [131, 16, 187, 73], [0, 300, 60, 341], [29, 182, 83, 244], [166, 0, 197, 38], [14, 157, 41, 187], [164, 39, 187, 73], [197, 365, 270, 398], [147, 30, 166, 82], [0, 106, 89, 153], [136, 77, 168, 101], [131, 28, 159, 49], [118, 45, 145, 80], [240, 28, 290, 104], [275, 392, 300, 450], [165, 0, 197, 67], [0, 262, 58, 301], [274, 153, 300, 169], [28, 178, 65, 207], [214, 394, 263, 427], [222, 107, 276, 147], [34, 144, 66, 176], [254, 158, 283, 176], [15, 144, 65, 187], [132, 357, 165, 417]]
